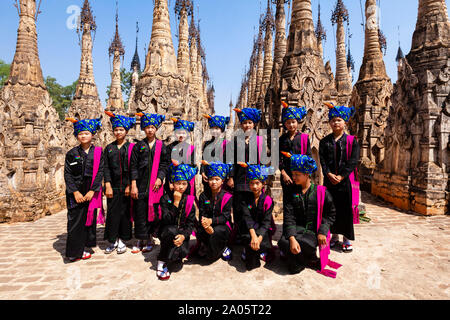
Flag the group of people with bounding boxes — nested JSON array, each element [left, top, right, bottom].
[[64, 101, 360, 280]]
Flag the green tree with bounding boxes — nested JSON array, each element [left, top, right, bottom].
[[105, 67, 133, 110], [44, 76, 77, 120], [0, 59, 11, 89]]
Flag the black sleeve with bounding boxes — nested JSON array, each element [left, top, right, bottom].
[[198, 193, 207, 222], [318, 190, 336, 236], [214, 195, 232, 227], [181, 201, 196, 239], [306, 137, 312, 157], [64, 152, 78, 194], [340, 138, 360, 179], [130, 142, 140, 182], [319, 139, 331, 175], [279, 137, 287, 171], [159, 197, 173, 226], [157, 144, 170, 181], [225, 138, 235, 178], [103, 147, 112, 184], [242, 199, 255, 231], [90, 151, 104, 192], [283, 196, 298, 238], [256, 198, 274, 237]]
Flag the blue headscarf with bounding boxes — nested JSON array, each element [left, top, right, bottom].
[[234, 108, 262, 124], [137, 112, 165, 130], [105, 111, 136, 131], [286, 154, 318, 174], [173, 118, 195, 132], [204, 114, 230, 132], [204, 161, 232, 180], [66, 117, 102, 137], [281, 101, 307, 124], [170, 163, 198, 182], [325, 103, 355, 122], [239, 163, 271, 182]]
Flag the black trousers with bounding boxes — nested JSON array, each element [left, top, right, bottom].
[[196, 225, 231, 261], [157, 225, 190, 263], [133, 197, 160, 240], [278, 233, 318, 274], [104, 194, 132, 243], [242, 232, 272, 271], [327, 180, 355, 240], [66, 204, 97, 258], [232, 190, 252, 237]]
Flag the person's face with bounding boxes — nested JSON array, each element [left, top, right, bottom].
[[249, 179, 264, 195], [284, 119, 298, 133], [241, 120, 254, 132], [113, 127, 127, 141], [210, 127, 222, 138], [292, 171, 309, 186], [144, 125, 157, 139], [173, 180, 188, 194], [329, 117, 346, 132], [175, 129, 188, 142], [77, 131, 93, 144], [208, 176, 223, 191]]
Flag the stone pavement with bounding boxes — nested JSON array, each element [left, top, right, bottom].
[[0, 192, 448, 300]]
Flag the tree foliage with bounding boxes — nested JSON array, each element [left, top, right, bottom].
[[0, 60, 11, 89], [44, 77, 77, 120]]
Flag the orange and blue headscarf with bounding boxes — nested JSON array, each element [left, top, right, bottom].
[[281, 101, 307, 124], [203, 114, 230, 132], [234, 108, 262, 124], [172, 118, 195, 132], [324, 102, 355, 122], [239, 163, 270, 182], [282, 152, 318, 174], [170, 160, 198, 182], [105, 111, 136, 131], [66, 117, 102, 137], [136, 112, 165, 130], [202, 161, 232, 180]]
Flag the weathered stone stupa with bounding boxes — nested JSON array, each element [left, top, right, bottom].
[[0, 0, 66, 222], [372, 0, 450, 215]]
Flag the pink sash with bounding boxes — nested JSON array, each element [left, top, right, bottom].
[[220, 192, 233, 231], [128, 143, 135, 223], [186, 145, 196, 196], [86, 147, 105, 226], [263, 195, 276, 237], [148, 140, 163, 222], [316, 185, 342, 278], [257, 136, 263, 164], [300, 133, 308, 155], [346, 136, 360, 225]]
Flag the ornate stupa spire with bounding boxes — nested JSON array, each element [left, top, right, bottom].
[[331, 0, 352, 101], [131, 21, 141, 72], [175, 0, 192, 80], [68, 0, 103, 120], [107, 1, 125, 111], [260, 0, 275, 104], [315, 2, 327, 58], [254, 16, 265, 105], [6, 0, 46, 106]]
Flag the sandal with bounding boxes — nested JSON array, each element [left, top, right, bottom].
[[157, 265, 170, 281], [330, 236, 339, 248], [142, 244, 154, 253], [131, 240, 143, 254], [342, 243, 353, 252], [105, 244, 117, 254], [82, 251, 91, 260], [117, 245, 127, 254], [68, 257, 81, 263]]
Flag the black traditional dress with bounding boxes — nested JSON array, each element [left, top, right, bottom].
[[157, 193, 196, 263], [163, 140, 197, 194], [240, 192, 274, 271], [200, 137, 228, 193], [319, 133, 359, 240], [103, 141, 133, 243], [130, 138, 170, 240], [278, 183, 336, 273], [196, 189, 233, 261], [64, 145, 104, 258]]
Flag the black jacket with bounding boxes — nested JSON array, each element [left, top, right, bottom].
[[159, 193, 196, 239], [240, 192, 274, 237], [279, 131, 312, 177], [198, 189, 232, 227], [104, 141, 132, 192]]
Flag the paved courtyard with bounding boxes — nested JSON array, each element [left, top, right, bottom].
[[0, 192, 448, 300]]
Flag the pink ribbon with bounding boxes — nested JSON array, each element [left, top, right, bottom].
[[148, 140, 163, 222], [86, 147, 104, 227]]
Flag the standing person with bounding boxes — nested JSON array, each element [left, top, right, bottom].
[[238, 163, 276, 271], [200, 114, 230, 194], [164, 118, 197, 196], [278, 153, 336, 274], [64, 117, 104, 262], [157, 162, 197, 281], [319, 103, 360, 253], [103, 111, 136, 254], [130, 112, 170, 254], [227, 108, 265, 242], [196, 161, 233, 262], [279, 101, 311, 230]]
